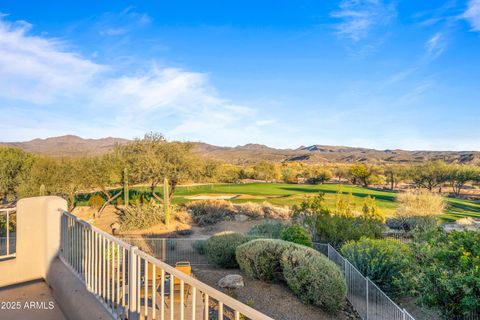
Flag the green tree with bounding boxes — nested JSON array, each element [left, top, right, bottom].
[[445, 164, 480, 196], [409, 161, 448, 191], [0, 146, 32, 203], [348, 164, 372, 187], [119, 133, 197, 223], [384, 164, 408, 190], [18, 156, 86, 211], [253, 160, 279, 182], [84, 154, 124, 218]]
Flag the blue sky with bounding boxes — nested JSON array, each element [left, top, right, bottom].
[[0, 1, 479, 150]]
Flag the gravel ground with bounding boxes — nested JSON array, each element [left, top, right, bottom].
[[193, 266, 360, 320]]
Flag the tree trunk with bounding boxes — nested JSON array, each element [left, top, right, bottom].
[[150, 183, 164, 203], [96, 190, 123, 218]]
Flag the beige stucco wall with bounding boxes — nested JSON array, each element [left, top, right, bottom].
[[0, 196, 67, 287]]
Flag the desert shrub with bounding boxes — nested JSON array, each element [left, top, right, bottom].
[[411, 229, 480, 318], [280, 224, 312, 247], [115, 197, 124, 206], [203, 232, 255, 268], [173, 209, 191, 224], [89, 194, 105, 209], [236, 239, 295, 282], [120, 203, 164, 230], [294, 193, 385, 248], [394, 190, 445, 231], [235, 202, 264, 218], [0, 214, 15, 236], [262, 202, 291, 219], [341, 238, 412, 296], [187, 200, 235, 226], [281, 246, 346, 312], [193, 239, 206, 255], [247, 221, 285, 238], [131, 192, 150, 205]]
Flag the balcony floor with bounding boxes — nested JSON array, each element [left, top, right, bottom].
[[0, 280, 66, 320]]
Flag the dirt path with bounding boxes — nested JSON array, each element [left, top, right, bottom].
[[194, 266, 359, 320]]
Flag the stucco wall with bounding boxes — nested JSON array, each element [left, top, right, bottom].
[[0, 196, 67, 287]]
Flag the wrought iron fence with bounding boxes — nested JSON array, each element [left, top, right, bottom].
[[314, 242, 415, 320]]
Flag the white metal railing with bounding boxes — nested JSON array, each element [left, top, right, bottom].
[[60, 211, 273, 320], [314, 242, 415, 320], [0, 208, 16, 259], [120, 238, 210, 266]]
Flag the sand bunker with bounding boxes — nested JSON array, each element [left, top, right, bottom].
[[187, 194, 239, 200]]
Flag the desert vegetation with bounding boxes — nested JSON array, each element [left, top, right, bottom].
[[2, 133, 480, 318]]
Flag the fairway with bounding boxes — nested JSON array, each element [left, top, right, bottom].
[[77, 182, 480, 221], [154, 183, 480, 221]]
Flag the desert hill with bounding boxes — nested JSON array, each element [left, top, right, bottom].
[[2, 135, 480, 164]]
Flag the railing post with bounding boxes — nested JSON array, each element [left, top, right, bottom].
[[6, 209, 10, 256], [366, 277, 369, 320], [403, 308, 406, 320], [128, 246, 139, 320]]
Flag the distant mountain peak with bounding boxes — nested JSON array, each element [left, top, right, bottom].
[[234, 143, 272, 150], [1, 135, 478, 164]]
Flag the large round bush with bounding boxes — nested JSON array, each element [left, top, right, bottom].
[[204, 232, 254, 268], [236, 239, 295, 282], [281, 246, 346, 312], [340, 237, 412, 296], [280, 224, 312, 247]]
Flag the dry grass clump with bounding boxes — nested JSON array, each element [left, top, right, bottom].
[[120, 203, 164, 231], [395, 190, 446, 219], [187, 200, 235, 226], [187, 200, 291, 226], [393, 190, 446, 231], [262, 202, 291, 220], [234, 202, 264, 218]]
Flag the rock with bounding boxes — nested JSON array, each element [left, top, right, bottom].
[[234, 214, 249, 222], [218, 274, 244, 289]]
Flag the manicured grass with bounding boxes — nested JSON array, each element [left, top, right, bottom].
[[78, 182, 480, 221]]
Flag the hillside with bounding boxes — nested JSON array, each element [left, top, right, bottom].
[[2, 135, 480, 164], [1, 135, 130, 156]]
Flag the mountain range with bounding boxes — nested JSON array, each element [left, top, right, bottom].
[[2, 135, 480, 164]]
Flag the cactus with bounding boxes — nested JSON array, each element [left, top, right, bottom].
[[163, 178, 170, 225], [39, 184, 46, 196], [123, 168, 129, 207]]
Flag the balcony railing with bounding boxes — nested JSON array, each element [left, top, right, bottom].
[[0, 208, 16, 260], [60, 210, 273, 320]]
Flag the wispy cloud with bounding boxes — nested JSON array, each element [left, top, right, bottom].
[[0, 16, 267, 145], [98, 7, 151, 37], [463, 0, 480, 31], [424, 32, 446, 60], [331, 0, 397, 41]]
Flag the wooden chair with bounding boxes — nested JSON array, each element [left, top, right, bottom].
[[165, 262, 193, 307]]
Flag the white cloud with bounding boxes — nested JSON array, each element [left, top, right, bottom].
[[0, 16, 263, 145], [331, 0, 397, 41], [0, 18, 103, 104], [463, 0, 480, 31], [424, 32, 446, 60]]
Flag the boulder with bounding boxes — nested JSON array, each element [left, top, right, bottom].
[[218, 274, 244, 289]]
